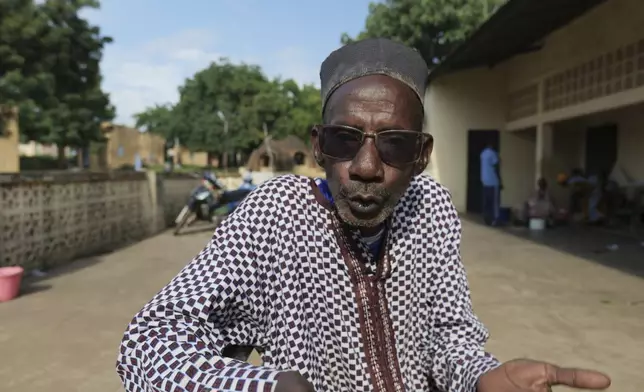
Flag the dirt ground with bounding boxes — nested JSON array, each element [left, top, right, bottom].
[[0, 221, 642, 392]]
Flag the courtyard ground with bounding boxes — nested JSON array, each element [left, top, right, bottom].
[[0, 220, 642, 391]]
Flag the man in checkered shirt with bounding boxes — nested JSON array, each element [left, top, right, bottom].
[[117, 39, 610, 392]]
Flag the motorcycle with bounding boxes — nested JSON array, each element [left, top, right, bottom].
[[173, 172, 256, 235]]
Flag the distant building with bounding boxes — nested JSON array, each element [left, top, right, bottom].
[[176, 147, 210, 167], [92, 123, 166, 170], [0, 106, 19, 173], [424, 0, 644, 212], [246, 135, 316, 172]]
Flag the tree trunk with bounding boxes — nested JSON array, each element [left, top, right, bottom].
[[57, 144, 67, 170], [77, 147, 84, 169]]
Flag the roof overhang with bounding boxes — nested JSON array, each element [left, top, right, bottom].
[[428, 0, 608, 82]]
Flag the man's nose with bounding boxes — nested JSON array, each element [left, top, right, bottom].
[[348, 137, 384, 183]]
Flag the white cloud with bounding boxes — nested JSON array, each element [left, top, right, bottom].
[[100, 29, 225, 126], [101, 29, 320, 127]]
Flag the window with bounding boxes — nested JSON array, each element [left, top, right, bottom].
[[293, 151, 305, 165], [260, 154, 270, 167]]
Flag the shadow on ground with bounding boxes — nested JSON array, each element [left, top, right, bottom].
[[173, 222, 217, 236], [19, 282, 53, 297], [462, 214, 644, 279], [19, 255, 107, 295], [18, 223, 217, 296]]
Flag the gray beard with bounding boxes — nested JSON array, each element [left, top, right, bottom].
[[335, 198, 395, 228], [330, 181, 405, 228]]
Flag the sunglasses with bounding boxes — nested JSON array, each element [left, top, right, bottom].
[[315, 124, 431, 167]]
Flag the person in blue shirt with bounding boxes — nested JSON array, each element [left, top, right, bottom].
[[480, 144, 501, 225]]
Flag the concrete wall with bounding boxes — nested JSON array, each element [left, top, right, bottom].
[[504, 0, 644, 92], [0, 171, 198, 271], [499, 129, 537, 209], [424, 68, 507, 211]]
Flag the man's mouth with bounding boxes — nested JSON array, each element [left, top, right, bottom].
[[346, 194, 383, 216]]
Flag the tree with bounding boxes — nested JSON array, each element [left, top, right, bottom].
[[134, 104, 175, 137], [0, 0, 114, 168], [133, 58, 322, 168], [341, 0, 507, 66], [38, 0, 115, 166], [170, 59, 270, 155], [0, 0, 57, 138], [284, 83, 322, 143]]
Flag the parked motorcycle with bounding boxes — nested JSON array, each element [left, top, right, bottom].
[[173, 172, 256, 235]]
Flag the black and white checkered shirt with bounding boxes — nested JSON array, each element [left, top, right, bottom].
[[117, 174, 500, 392]]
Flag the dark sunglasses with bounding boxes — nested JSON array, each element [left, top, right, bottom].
[[315, 124, 431, 166]]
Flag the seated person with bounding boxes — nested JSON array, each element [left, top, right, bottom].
[[558, 169, 621, 225], [558, 169, 592, 222], [566, 168, 588, 185], [522, 178, 559, 225], [567, 169, 590, 215], [588, 172, 622, 225]]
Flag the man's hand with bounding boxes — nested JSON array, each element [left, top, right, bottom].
[[478, 359, 611, 391], [275, 371, 315, 392]]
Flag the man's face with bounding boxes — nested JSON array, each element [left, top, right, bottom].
[[312, 75, 432, 230]]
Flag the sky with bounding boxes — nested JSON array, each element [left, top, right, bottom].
[[82, 0, 372, 126]]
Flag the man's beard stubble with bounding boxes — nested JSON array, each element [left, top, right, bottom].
[[329, 181, 404, 228]]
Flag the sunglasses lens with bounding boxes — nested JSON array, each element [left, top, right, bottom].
[[377, 131, 423, 164], [319, 126, 425, 165], [320, 126, 363, 160]]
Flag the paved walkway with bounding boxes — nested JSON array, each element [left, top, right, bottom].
[[1, 221, 643, 392]]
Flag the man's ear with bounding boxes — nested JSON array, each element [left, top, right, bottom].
[[310, 125, 324, 167], [414, 134, 433, 176]]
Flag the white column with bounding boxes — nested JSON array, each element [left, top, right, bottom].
[[537, 79, 545, 115], [535, 122, 553, 180]]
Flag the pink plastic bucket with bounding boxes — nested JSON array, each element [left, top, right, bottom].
[[0, 266, 24, 302]]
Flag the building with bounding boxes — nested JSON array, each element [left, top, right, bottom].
[[0, 106, 19, 173], [94, 123, 166, 170], [1, 116, 168, 172], [425, 0, 644, 213], [176, 147, 210, 167], [246, 135, 316, 172]]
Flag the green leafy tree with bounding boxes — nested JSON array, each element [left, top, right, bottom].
[[39, 0, 114, 166], [284, 83, 322, 143], [342, 0, 507, 66], [171, 60, 269, 154], [0, 0, 114, 168], [134, 104, 175, 137], [133, 59, 322, 167], [0, 0, 57, 138]]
